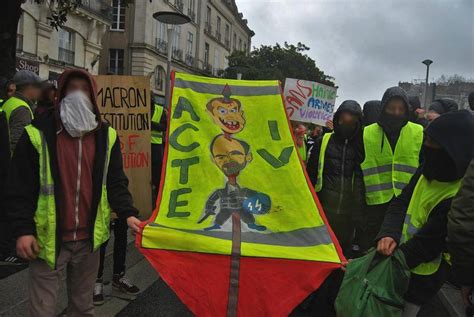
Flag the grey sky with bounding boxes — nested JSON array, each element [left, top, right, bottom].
[[235, 0, 474, 104]]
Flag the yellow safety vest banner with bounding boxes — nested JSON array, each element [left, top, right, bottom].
[[138, 72, 344, 317]]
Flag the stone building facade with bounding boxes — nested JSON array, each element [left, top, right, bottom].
[[17, 1, 111, 82], [99, 0, 254, 102]]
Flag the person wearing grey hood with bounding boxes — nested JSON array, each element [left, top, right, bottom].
[[360, 87, 424, 245], [427, 98, 459, 122], [2, 70, 41, 153]]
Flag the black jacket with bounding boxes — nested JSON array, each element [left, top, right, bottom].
[[5, 113, 138, 241], [307, 100, 364, 217], [448, 159, 474, 287], [376, 111, 474, 304]]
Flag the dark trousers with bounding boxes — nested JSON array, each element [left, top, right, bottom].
[[97, 218, 128, 278], [151, 143, 164, 188], [325, 212, 354, 255], [365, 202, 391, 246]]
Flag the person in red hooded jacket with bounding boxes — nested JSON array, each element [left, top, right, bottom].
[[5, 69, 141, 316]]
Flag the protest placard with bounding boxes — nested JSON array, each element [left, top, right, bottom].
[[283, 78, 337, 126], [139, 72, 344, 316], [95, 75, 152, 218]]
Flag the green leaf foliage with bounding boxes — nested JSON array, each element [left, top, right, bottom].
[[223, 42, 335, 87]]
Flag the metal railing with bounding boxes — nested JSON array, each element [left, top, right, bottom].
[[172, 48, 183, 61], [204, 23, 212, 35], [185, 54, 194, 66], [58, 47, 75, 64], [155, 38, 168, 54], [108, 67, 124, 75], [78, 0, 112, 21]]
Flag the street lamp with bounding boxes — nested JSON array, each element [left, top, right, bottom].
[[152, 11, 191, 109], [422, 59, 433, 108]]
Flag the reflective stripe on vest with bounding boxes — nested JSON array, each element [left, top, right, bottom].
[[315, 132, 333, 192], [151, 104, 164, 144], [25, 125, 117, 269], [3, 96, 33, 124], [401, 175, 461, 275], [361, 122, 423, 205]]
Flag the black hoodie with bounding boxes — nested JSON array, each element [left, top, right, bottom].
[[376, 110, 474, 304], [362, 100, 381, 126], [306, 100, 365, 250], [378, 87, 410, 150]]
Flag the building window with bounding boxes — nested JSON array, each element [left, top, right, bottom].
[[155, 21, 167, 54], [206, 6, 211, 29], [109, 49, 124, 75], [172, 26, 182, 60], [112, 0, 125, 31], [213, 48, 220, 75], [154, 66, 165, 91], [58, 28, 75, 64], [186, 32, 194, 66], [188, 0, 195, 21], [233, 33, 237, 51], [244, 43, 247, 53], [225, 24, 230, 49], [16, 16, 23, 51], [204, 43, 210, 69], [216, 16, 221, 41], [239, 38, 242, 51]]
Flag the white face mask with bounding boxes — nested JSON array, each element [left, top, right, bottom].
[[60, 90, 98, 138]]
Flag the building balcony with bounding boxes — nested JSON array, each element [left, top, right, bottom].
[[187, 10, 196, 22], [225, 39, 230, 50], [58, 47, 75, 65], [185, 54, 195, 67], [203, 63, 212, 74], [176, 0, 184, 12], [204, 23, 212, 36], [78, 0, 112, 22], [172, 48, 183, 61], [155, 38, 168, 55], [108, 67, 124, 75]]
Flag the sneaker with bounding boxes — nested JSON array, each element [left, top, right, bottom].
[[112, 272, 140, 300], [0, 255, 28, 266], [93, 279, 105, 306]]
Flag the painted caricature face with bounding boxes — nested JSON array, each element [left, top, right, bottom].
[[208, 99, 245, 134], [211, 135, 251, 176]]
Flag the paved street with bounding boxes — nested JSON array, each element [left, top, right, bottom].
[[0, 231, 464, 317]]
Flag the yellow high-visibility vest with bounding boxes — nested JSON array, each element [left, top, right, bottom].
[[361, 122, 423, 205], [151, 104, 164, 144], [24, 124, 116, 269], [401, 175, 461, 275]]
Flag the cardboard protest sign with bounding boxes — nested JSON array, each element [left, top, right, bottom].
[[95, 75, 152, 217], [138, 72, 344, 316], [284, 78, 337, 126]]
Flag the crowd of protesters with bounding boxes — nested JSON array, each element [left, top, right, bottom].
[[297, 88, 474, 316], [0, 67, 473, 316]]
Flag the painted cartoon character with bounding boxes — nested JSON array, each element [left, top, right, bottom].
[[199, 134, 270, 231], [206, 85, 246, 138]]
